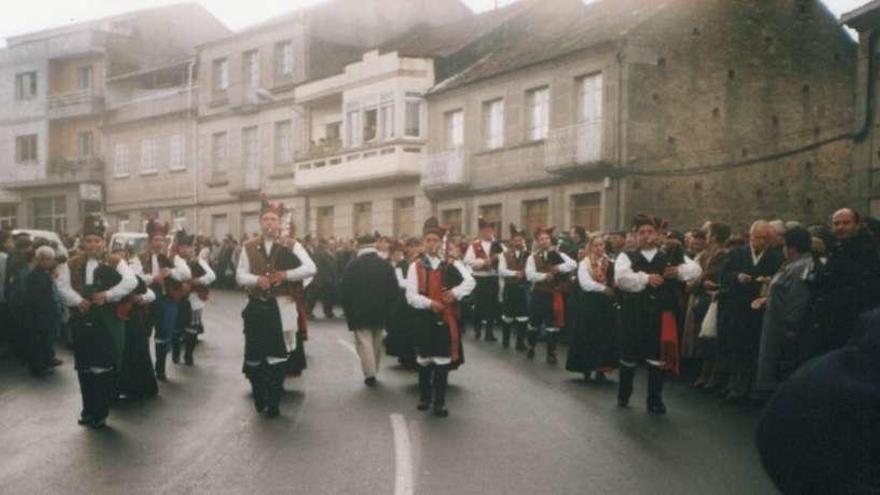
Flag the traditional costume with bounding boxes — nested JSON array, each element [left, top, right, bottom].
[[55, 215, 137, 428], [565, 250, 619, 382], [116, 276, 159, 400], [463, 217, 504, 341], [525, 228, 577, 363], [497, 224, 530, 350], [406, 218, 475, 417], [385, 243, 419, 367], [614, 214, 701, 414], [236, 198, 316, 417]]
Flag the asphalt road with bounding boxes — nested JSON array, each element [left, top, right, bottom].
[[0, 290, 778, 494]]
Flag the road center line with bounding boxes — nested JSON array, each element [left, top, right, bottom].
[[390, 413, 414, 495], [336, 338, 358, 357]]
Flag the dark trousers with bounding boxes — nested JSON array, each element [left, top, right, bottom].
[[245, 361, 286, 414], [472, 277, 499, 330], [77, 370, 114, 422], [418, 363, 450, 408], [618, 364, 665, 407]]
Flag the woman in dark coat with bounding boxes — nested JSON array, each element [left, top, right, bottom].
[[566, 234, 619, 383], [24, 245, 60, 376], [116, 276, 158, 400], [385, 238, 421, 368]]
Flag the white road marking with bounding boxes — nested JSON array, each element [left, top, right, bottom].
[[390, 413, 414, 495], [336, 338, 358, 357]]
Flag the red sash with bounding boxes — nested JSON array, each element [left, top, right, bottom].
[[552, 291, 565, 328], [416, 261, 461, 364], [660, 310, 680, 375]]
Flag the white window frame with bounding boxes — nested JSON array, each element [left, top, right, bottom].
[[483, 99, 504, 150], [577, 73, 603, 124], [77, 131, 93, 158], [140, 139, 158, 175], [211, 132, 227, 174], [15, 72, 37, 100], [213, 58, 229, 91], [15, 134, 38, 163], [114, 143, 129, 177], [77, 66, 93, 91], [274, 120, 291, 165], [527, 86, 550, 141], [244, 50, 260, 90], [345, 104, 361, 148], [445, 109, 464, 150], [379, 93, 395, 141], [275, 41, 294, 78], [169, 134, 185, 171], [404, 95, 422, 138]]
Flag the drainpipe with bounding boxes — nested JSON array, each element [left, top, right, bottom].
[[187, 59, 199, 234], [853, 29, 877, 142], [614, 48, 625, 231]]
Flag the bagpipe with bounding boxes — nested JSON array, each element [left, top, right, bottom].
[[159, 254, 190, 303], [188, 258, 210, 301], [86, 261, 144, 321]]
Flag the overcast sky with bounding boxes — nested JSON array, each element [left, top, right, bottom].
[[0, 0, 868, 47]]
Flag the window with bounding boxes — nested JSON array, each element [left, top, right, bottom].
[[379, 95, 395, 141], [353, 202, 372, 237], [211, 132, 227, 174], [317, 206, 335, 240], [212, 214, 228, 241], [244, 50, 260, 89], [478, 204, 502, 235], [242, 127, 259, 189], [274, 120, 291, 165], [522, 199, 549, 237], [393, 197, 415, 238], [441, 208, 462, 236], [114, 143, 129, 177], [275, 41, 294, 78], [140, 139, 157, 174], [405, 96, 422, 137], [172, 209, 188, 232], [577, 73, 603, 124], [363, 107, 378, 142], [483, 99, 504, 150], [0, 204, 18, 229], [117, 214, 130, 233], [33, 196, 66, 233], [15, 72, 37, 100], [326, 122, 341, 143], [15, 134, 38, 163], [77, 131, 93, 158], [346, 105, 361, 147], [77, 66, 93, 91], [571, 192, 601, 232], [213, 58, 229, 91], [445, 110, 464, 149], [241, 212, 259, 238], [169, 135, 185, 171], [527, 87, 550, 141]]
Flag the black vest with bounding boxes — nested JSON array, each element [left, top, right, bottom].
[[621, 249, 676, 309]]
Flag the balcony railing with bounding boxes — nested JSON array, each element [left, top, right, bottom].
[[0, 162, 46, 185], [105, 87, 195, 123], [422, 148, 466, 191], [544, 121, 606, 173], [47, 89, 105, 119], [46, 30, 107, 59], [295, 141, 424, 191], [1, 157, 104, 189]]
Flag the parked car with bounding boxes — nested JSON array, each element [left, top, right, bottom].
[[12, 229, 69, 258]]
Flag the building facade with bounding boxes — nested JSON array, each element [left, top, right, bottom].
[[0, 4, 229, 233]]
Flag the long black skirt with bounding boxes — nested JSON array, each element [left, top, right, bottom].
[[385, 290, 417, 360], [117, 310, 158, 399], [566, 291, 619, 373]]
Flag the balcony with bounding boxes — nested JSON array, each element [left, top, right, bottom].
[[544, 121, 609, 174], [46, 30, 107, 59], [1, 156, 104, 189], [422, 148, 466, 192], [105, 87, 195, 124], [47, 89, 105, 120], [294, 141, 424, 192]]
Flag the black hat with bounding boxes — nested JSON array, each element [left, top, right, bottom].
[[357, 233, 377, 245], [260, 193, 287, 217], [146, 218, 170, 239], [82, 214, 106, 238], [175, 229, 195, 246], [92, 264, 122, 292], [423, 217, 446, 237], [632, 214, 664, 230], [509, 223, 525, 239]]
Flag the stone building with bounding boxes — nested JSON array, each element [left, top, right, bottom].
[[420, 0, 857, 235], [0, 4, 228, 233], [843, 1, 880, 218]]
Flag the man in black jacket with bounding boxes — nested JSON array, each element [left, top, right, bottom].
[[340, 233, 399, 386]]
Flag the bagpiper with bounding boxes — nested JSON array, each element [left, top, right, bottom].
[[56, 214, 137, 428], [614, 214, 701, 414], [525, 227, 577, 363], [463, 217, 504, 341], [497, 224, 530, 350], [405, 218, 475, 417], [130, 219, 191, 381], [172, 230, 215, 366], [236, 197, 316, 418]]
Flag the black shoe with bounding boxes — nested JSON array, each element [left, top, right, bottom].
[[485, 331, 497, 343], [617, 398, 630, 408], [546, 352, 558, 365], [265, 407, 280, 418], [364, 377, 377, 387], [417, 402, 430, 411], [647, 401, 667, 415], [433, 407, 449, 418], [515, 342, 527, 352], [156, 370, 167, 381], [593, 372, 615, 385], [526, 348, 535, 360], [78, 415, 94, 426]]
